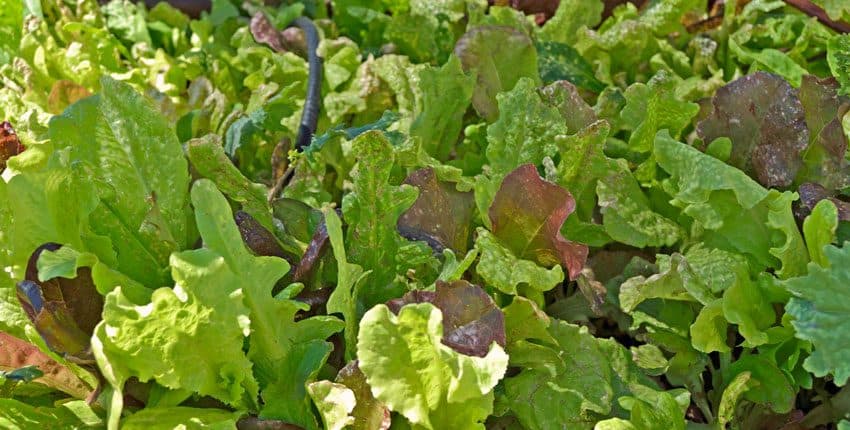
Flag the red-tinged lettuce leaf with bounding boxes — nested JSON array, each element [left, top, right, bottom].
[[334, 361, 391, 430], [397, 168, 475, 254], [795, 182, 850, 222], [696, 72, 809, 188], [489, 164, 588, 280], [16, 243, 103, 362], [454, 25, 539, 122], [236, 417, 305, 430], [250, 12, 286, 53], [0, 332, 93, 399], [0, 121, 24, 172], [385, 290, 436, 314], [234, 210, 299, 267], [292, 219, 329, 283], [433, 280, 506, 357], [797, 75, 850, 191], [385, 280, 506, 357], [501, 0, 559, 18]]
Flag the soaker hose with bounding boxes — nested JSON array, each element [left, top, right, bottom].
[[290, 16, 322, 151]]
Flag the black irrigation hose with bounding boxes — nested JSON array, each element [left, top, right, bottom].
[[267, 16, 322, 201], [291, 16, 323, 151], [142, 1, 321, 198], [260, 14, 323, 200]]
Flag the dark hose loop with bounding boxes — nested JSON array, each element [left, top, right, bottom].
[[291, 16, 322, 151]]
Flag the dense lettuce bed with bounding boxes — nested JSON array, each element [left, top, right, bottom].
[[2, 0, 850, 428]]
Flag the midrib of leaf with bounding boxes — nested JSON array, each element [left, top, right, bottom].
[[99, 101, 179, 245], [97, 199, 165, 274]]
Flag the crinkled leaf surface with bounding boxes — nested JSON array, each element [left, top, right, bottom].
[[93, 246, 258, 411], [382, 280, 506, 358], [410, 55, 474, 161], [474, 77, 566, 220], [696, 72, 809, 188], [654, 131, 808, 276], [357, 303, 508, 430], [342, 131, 431, 308], [539, 80, 598, 134], [597, 161, 681, 248], [500, 298, 681, 430], [538, 0, 603, 46], [796, 75, 850, 191], [619, 254, 713, 313], [307, 381, 356, 430], [621, 70, 699, 155], [785, 243, 850, 385], [828, 34, 850, 95], [474, 228, 565, 295], [555, 120, 612, 224]]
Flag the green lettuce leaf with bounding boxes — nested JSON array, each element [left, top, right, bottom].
[[307, 381, 356, 430], [47, 76, 191, 286], [474, 228, 564, 296], [501, 298, 686, 430], [121, 407, 242, 430], [410, 55, 474, 161], [828, 35, 850, 96], [357, 303, 508, 430], [342, 131, 435, 308], [93, 245, 259, 418], [785, 243, 850, 385], [0, 399, 102, 429], [596, 161, 682, 248], [325, 208, 368, 361], [187, 134, 274, 231], [803, 200, 840, 267], [593, 391, 685, 430], [189, 180, 343, 428], [654, 131, 808, 276], [454, 26, 539, 122], [621, 70, 699, 155], [537, 0, 603, 46]]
